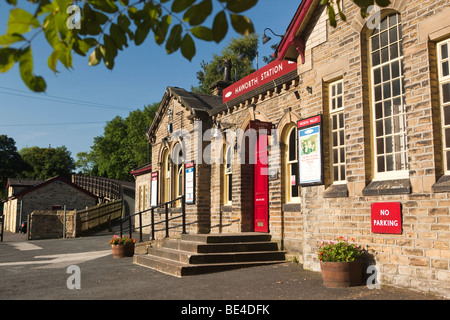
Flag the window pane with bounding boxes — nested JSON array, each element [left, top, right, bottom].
[[381, 31, 389, 47], [391, 60, 400, 79], [444, 105, 450, 126], [443, 83, 450, 103], [374, 68, 381, 84], [442, 43, 448, 60], [376, 120, 383, 136], [375, 85, 382, 101], [443, 61, 449, 77], [393, 79, 401, 97], [446, 128, 450, 149], [340, 147, 345, 163], [383, 82, 391, 99], [384, 100, 392, 117], [389, 27, 398, 43], [382, 64, 390, 82], [339, 113, 344, 128], [377, 138, 384, 154], [381, 47, 389, 63], [386, 136, 393, 153], [333, 149, 338, 163], [372, 51, 380, 66], [386, 155, 394, 171], [334, 166, 339, 181], [390, 43, 399, 60], [447, 151, 450, 171], [289, 129, 296, 161], [332, 115, 337, 130], [340, 130, 345, 145], [376, 103, 383, 119], [378, 156, 385, 172], [372, 35, 380, 51], [340, 165, 346, 180]]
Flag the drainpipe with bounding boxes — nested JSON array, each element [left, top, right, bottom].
[[63, 205, 66, 239], [19, 199, 23, 233]]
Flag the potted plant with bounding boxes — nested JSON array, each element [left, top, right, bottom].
[[317, 237, 363, 288], [110, 235, 136, 258]]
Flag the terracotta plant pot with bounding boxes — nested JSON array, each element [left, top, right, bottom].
[[124, 242, 135, 257], [320, 259, 363, 288], [111, 244, 126, 258]]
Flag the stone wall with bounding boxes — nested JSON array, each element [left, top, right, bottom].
[[29, 210, 76, 240]]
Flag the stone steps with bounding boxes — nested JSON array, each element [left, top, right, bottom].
[[133, 233, 286, 277]]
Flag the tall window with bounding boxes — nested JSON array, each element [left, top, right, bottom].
[[330, 79, 346, 183], [162, 148, 170, 203], [285, 125, 300, 203], [370, 13, 407, 179], [438, 38, 450, 173], [224, 145, 232, 205]]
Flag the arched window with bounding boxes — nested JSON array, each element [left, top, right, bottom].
[[284, 124, 300, 203], [161, 148, 170, 204], [172, 143, 184, 206], [224, 145, 232, 205], [370, 13, 407, 179]]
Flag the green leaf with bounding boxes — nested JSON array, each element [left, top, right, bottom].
[[110, 23, 128, 50], [0, 48, 17, 73], [166, 24, 182, 54], [183, 0, 212, 26], [135, 21, 152, 46], [172, 0, 196, 13], [230, 14, 254, 36], [0, 34, 25, 47], [191, 26, 213, 41], [88, 47, 101, 66], [47, 50, 59, 73], [7, 8, 40, 34], [226, 0, 258, 13], [181, 33, 195, 61], [90, 0, 119, 14], [154, 15, 171, 45], [18, 47, 46, 92], [212, 10, 227, 43]]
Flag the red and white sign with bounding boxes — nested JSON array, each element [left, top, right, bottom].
[[297, 115, 322, 128], [223, 59, 297, 103], [371, 202, 402, 234]]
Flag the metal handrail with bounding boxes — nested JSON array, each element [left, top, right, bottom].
[[0, 214, 4, 242], [120, 195, 186, 242]]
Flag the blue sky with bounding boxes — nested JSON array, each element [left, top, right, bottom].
[[0, 1, 301, 160]]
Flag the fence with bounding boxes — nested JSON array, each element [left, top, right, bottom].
[[76, 200, 123, 236]]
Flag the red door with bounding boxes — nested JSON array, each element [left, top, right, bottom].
[[254, 133, 269, 233]]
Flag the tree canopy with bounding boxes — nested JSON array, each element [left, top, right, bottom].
[[76, 103, 159, 181], [192, 34, 258, 94]]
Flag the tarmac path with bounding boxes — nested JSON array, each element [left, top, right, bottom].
[[0, 230, 446, 317]]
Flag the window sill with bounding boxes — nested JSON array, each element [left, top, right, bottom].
[[362, 179, 411, 196], [323, 184, 348, 198], [432, 175, 450, 193]]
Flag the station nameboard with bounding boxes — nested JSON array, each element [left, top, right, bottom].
[[223, 59, 297, 103]]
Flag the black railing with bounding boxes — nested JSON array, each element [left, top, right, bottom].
[[0, 214, 4, 242], [120, 195, 186, 243]]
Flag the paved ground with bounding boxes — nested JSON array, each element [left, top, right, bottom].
[[0, 230, 447, 315]]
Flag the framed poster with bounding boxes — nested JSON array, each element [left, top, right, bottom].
[[150, 171, 158, 207], [297, 115, 324, 186], [185, 161, 195, 204]]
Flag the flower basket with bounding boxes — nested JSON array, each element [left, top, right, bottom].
[[110, 235, 136, 258], [317, 237, 363, 288], [111, 244, 126, 259]]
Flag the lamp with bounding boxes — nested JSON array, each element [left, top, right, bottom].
[[262, 28, 283, 45]]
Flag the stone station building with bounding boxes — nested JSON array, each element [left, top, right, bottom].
[[139, 0, 450, 298]]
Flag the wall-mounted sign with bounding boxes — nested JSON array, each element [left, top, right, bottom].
[[223, 60, 297, 103], [150, 172, 158, 207], [185, 161, 195, 204], [297, 115, 323, 186], [371, 202, 402, 234]]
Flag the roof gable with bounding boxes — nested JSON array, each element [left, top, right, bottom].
[[2, 175, 98, 202]]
